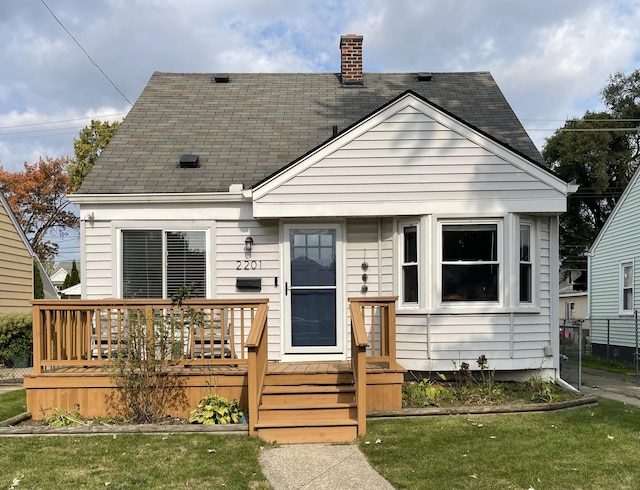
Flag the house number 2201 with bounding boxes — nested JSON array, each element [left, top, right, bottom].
[[236, 260, 262, 270]]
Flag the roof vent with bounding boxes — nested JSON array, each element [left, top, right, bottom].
[[214, 73, 229, 83], [179, 154, 199, 168], [417, 72, 433, 81]]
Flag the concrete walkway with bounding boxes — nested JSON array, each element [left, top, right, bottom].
[[259, 443, 395, 490], [576, 367, 640, 407], [0, 383, 23, 395]]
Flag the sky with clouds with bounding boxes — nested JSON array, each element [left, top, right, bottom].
[[1, 0, 640, 262]]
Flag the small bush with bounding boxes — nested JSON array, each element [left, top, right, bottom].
[[0, 313, 32, 366], [188, 394, 247, 424], [41, 405, 85, 427], [403, 375, 451, 407]]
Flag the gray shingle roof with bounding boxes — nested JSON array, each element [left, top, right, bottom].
[[78, 71, 544, 194]]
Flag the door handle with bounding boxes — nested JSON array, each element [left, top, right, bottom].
[[285, 282, 289, 296]]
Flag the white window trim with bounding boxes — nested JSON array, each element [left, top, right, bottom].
[[436, 218, 504, 308], [619, 260, 634, 316], [398, 219, 421, 308], [114, 221, 212, 299]]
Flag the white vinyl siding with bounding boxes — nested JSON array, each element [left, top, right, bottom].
[[84, 221, 113, 299], [254, 103, 567, 218], [346, 220, 380, 297], [214, 219, 281, 359]]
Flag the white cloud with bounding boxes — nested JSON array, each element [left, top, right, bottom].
[[2, 0, 640, 168]]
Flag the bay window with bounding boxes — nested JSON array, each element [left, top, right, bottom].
[[441, 222, 500, 302], [122, 229, 207, 299], [400, 222, 419, 306], [519, 222, 533, 303]]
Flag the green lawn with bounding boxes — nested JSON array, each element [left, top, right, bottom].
[[3, 389, 640, 489], [0, 433, 270, 489], [0, 389, 27, 421], [360, 398, 640, 489]]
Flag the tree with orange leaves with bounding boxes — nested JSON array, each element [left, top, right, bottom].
[[0, 156, 78, 262]]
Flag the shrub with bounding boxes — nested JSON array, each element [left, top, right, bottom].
[[0, 313, 32, 367], [188, 394, 247, 424], [403, 378, 450, 407], [105, 309, 188, 423]]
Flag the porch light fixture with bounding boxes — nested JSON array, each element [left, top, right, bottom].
[[244, 236, 253, 251]]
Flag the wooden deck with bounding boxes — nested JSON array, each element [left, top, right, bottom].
[[25, 361, 404, 419], [26, 296, 404, 443]]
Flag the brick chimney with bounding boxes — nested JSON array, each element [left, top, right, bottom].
[[340, 34, 363, 86]]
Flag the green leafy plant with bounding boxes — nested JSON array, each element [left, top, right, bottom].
[[0, 313, 32, 367], [403, 377, 450, 407], [188, 394, 247, 425], [40, 405, 85, 427], [523, 375, 564, 403]]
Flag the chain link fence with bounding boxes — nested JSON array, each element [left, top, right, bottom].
[[559, 319, 587, 389], [560, 313, 640, 390], [0, 355, 32, 385]]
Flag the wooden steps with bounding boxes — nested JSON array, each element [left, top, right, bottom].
[[254, 368, 359, 444]]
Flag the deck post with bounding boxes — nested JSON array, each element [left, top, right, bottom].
[[32, 303, 42, 375], [387, 300, 397, 369]]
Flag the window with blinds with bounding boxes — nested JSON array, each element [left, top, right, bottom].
[[122, 229, 206, 299]]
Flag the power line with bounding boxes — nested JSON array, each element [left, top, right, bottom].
[[0, 113, 126, 130], [39, 0, 133, 106]]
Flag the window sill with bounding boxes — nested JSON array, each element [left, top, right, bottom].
[[397, 305, 541, 315], [618, 311, 635, 317]]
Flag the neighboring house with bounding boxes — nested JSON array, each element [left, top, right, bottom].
[[559, 270, 588, 327], [59, 283, 81, 299], [0, 191, 57, 312], [50, 261, 81, 293], [559, 291, 588, 321], [588, 165, 640, 364], [49, 266, 69, 293], [68, 35, 574, 380]]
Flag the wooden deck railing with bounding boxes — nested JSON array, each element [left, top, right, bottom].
[[350, 300, 369, 436], [349, 296, 398, 436], [31, 299, 269, 375], [246, 302, 269, 436], [349, 296, 398, 370]]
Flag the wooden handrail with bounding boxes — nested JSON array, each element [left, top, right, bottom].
[[247, 302, 269, 436], [350, 300, 369, 436], [348, 296, 398, 369]]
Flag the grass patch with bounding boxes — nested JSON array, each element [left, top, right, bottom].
[[581, 355, 637, 375], [361, 398, 640, 489], [0, 389, 26, 421], [0, 433, 271, 489]]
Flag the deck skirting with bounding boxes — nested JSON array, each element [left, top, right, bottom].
[[25, 362, 405, 421]]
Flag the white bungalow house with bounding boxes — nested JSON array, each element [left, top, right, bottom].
[[67, 35, 573, 381], [588, 165, 640, 365]]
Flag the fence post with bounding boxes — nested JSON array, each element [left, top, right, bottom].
[[578, 322, 582, 390]]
